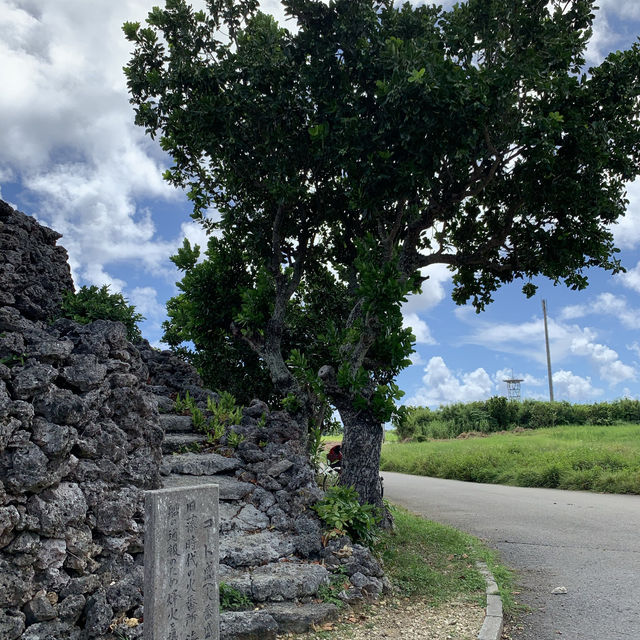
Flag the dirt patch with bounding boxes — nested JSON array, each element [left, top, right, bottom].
[[456, 431, 489, 439], [277, 597, 485, 640]]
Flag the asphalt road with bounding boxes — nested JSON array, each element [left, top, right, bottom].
[[382, 472, 640, 640]]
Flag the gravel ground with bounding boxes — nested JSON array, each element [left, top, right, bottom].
[[277, 597, 485, 640]]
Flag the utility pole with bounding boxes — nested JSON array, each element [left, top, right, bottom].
[[542, 299, 554, 402]]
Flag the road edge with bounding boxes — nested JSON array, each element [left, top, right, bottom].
[[476, 561, 503, 640]]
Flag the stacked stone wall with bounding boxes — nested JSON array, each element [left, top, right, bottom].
[[0, 201, 163, 639]]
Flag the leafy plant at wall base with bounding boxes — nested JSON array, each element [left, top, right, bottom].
[[227, 430, 245, 448], [205, 421, 225, 445], [173, 392, 187, 414], [61, 285, 144, 342], [313, 485, 381, 548], [219, 582, 253, 611], [207, 392, 243, 427], [0, 354, 26, 367], [190, 406, 206, 431], [317, 578, 348, 609]]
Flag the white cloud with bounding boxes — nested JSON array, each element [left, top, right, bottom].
[[612, 180, 640, 250], [494, 368, 544, 388], [403, 312, 436, 345], [552, 370, 603, 402], [559, 304, 587, 321], [463, 311, 636, 387], [627, 342, 640, 359], [585, 11, 618, 66], [408, 356, 495, 407], [569, 336, 636, 385], [402, 264, 451, 314], [619, 260, 640, 293], [0, 0, 190, 291], [129, 285, 165, 321], [462, 316, 596, 365], [561, 292, 640, 329], [80, 264, 125, 292], [596, 0, 640, 21], [179, 220, 213, 256]]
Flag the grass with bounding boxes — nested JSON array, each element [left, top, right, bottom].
[[378, 504, 514, 611], [300, 504, 515, 639], [380, 423, 640, 494], [320, 429, 398, 445]]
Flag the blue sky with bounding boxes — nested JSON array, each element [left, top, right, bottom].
[[1, 0, 640, 408]]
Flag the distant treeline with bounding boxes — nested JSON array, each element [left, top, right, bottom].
[[393, 398, 640, 441]]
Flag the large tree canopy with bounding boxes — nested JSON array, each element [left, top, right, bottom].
[[124, 0, 640, 514]]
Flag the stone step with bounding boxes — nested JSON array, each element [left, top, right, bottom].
[[159, 413, 194, 433], [264, 602, 339, 634], [162, 433, 207, 454], [220, 611, 277, 640], [154, 394, 175, 412], [147, 384, 171, 395], [223, 562, 330, 602], [219, 531, 298, 568], [163, 474, 255, 501], [160, 452, 241, 476], [219, 503, 270, 533], [219, 603, 339, 639]]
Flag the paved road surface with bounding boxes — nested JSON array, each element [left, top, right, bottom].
[[382, 472, 640, 640]]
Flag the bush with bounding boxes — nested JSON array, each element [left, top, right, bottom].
[[398, 399, 640, 442], [61, 285, 144, 342], [486, 395, 518, 429], [219, 582, 252, 611], [312, 485, 381, 548]]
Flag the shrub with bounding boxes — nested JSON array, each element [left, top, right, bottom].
[[312, 485, 381, 548], [61, 285, 144, 342], [219, 582, 252, 611], [486, 395, 517, 429]]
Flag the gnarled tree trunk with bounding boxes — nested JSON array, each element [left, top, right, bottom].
[[338, 404, 393, 529]]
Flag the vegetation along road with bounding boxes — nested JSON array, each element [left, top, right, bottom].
[[383, 472, 640, 640]]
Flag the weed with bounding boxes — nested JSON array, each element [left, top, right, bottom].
[[176, 442, 202, 454], [380, 505, 514, 611], [313, 485, 381, 548], [0, 353, 27, 367], [227, 430, 245, 448], [173, 391, 195, 414], [281, 392, 301, 414], [219, 582, 252, 611], [317, 576, 349, 608], [207, 391, 242, 426]]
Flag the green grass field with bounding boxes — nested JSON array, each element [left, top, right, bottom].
[[380, 423, 640, 494]]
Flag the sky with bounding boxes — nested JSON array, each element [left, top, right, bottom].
[[1, 0, 640, 409]]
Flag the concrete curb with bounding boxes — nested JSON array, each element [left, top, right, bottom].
[[476, 562, 503, 640]]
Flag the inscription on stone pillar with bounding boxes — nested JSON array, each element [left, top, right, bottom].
[[144, 484, 219, 640]]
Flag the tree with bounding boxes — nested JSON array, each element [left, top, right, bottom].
[[124, 0, 640, 517]]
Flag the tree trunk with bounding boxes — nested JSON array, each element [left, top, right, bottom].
[[338, 405, 393, 529]]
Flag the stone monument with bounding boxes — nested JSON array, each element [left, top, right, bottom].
[[144, 484, 220, 640]]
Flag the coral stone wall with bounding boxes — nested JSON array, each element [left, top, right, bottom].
[[0, 201, 163, 640]]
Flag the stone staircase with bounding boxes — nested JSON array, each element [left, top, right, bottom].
[[150, 388, 341, 640]]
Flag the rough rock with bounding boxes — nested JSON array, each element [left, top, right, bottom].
[[0, 202, 162, 639], [220, 611, 278, 640]]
